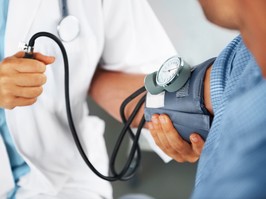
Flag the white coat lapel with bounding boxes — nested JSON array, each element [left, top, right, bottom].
[[5, 0, 42, 55]]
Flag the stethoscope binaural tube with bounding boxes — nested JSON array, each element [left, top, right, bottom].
[[57, 0, 80, 42]]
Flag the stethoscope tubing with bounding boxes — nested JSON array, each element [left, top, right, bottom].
[[24, 31, 144, 182]]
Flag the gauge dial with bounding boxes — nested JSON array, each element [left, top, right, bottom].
[[156, 56, 182, 87]]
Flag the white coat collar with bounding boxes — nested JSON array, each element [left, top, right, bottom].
[[5, 0, 42, 55]]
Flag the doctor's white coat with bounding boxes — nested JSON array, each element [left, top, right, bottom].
[[0, 0, 175, 198]]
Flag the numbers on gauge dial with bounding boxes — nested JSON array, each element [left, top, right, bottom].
[[156, 57, 181, 87]]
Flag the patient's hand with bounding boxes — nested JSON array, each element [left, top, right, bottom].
[[147, 114, 204, 163]]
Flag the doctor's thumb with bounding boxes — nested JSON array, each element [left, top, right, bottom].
[[33, 52, 55, 65], [14, 51, 55, 65], [190, 133, 205, 156]]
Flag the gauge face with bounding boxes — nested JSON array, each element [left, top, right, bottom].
[[156, 56, 182, 87]]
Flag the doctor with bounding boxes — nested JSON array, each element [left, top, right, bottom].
[[0, 0, 178, 198]]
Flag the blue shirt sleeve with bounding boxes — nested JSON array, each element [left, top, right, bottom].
[[192, 79, 266, 199]]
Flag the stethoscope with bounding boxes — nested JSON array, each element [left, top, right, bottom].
[[57, 0, 80, 42], [22, 0, 144, 181], [23, 0, 143, 181], [24, 31, 144, 181]]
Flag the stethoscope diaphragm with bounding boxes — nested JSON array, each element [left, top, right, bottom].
[[57, 15, 80, 42], [57, 0, 80, 42]]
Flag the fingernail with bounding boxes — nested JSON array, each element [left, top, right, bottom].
[[148, 123, 154, 130], [159, 115, 166, 124], [151, 116, 159, 124], [191, 135, 198, 143]]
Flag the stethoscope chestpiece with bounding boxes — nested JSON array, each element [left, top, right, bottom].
[[57, 15, 80, 42]]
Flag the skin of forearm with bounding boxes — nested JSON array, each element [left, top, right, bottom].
[[89, 68, 146, 127], [89, 65, 213, 128], [203, 66, 213, 115]]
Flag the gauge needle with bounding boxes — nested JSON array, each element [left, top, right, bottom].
[[164, 68, 177, 72]]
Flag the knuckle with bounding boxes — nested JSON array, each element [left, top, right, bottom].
[[1, 57, 12, 65], [193, 147, 202, 156], [187, 156, 199, 163], [168, 149, 177, 157], [0, 76, 10, 87], [0, 61, 11, 73], [5, 105, 14, 110], [10, 58, 26, 72], [166, 124, 176, 132], [37, 62, 46, 72], [27, 98, 37, 105], [154, 139, 161, 147], [33, 87, 43, 97], [35, 74, 47, 85], [14, 58, 24, 66], [160, 146, 167, 152], [192, 144, 204, 156], [0, 87, 12, 98], [22, 87, 43, 98], [3, 98, 15, 109], [173, 143, 184, 152], [164, 144, 172, 151], [174, 156, 185, 163]]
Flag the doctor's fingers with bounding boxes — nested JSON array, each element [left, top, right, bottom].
[[148, 115, 167, 148], [150, 114, 171, 148], [1, 57, 46, 73], [0, 96, 37, 109], [14, 51, 55, 65], [13, 73, 47, 87], [30, 52, 55, 65], [0, 72, 46, 92], [1, 85, 43, 99], [156, 114, 200, 163], [0, 85, 42, 109], [190, 133, 205, 156], [149, 120, 188, 163], [149, 114, 186, 162], [1, 53, 54, 74]]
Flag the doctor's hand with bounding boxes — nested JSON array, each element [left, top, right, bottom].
[[147, 114, 205, 163], [0, 52, 55, 109]]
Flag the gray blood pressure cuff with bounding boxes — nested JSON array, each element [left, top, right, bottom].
[[144, 58, 216, 142]]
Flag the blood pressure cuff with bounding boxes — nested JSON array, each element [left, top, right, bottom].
[[144, 58, 216, 142]]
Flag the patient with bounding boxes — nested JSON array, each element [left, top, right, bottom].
[[148, 0, 266, 198]]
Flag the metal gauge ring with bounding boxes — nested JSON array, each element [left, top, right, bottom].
[[156, 56, 183, 87], [144, 56, 191, 94]]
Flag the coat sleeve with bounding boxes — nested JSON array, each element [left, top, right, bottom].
[[100, 0, 177, 74]]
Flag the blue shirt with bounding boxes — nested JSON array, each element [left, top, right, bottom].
[[0, 0, 30, 198], [192, 36, 266, 198]]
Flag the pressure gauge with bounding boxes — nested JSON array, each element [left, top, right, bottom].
[[144, 56, 192, 95], [156, 56, 183, 87]]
